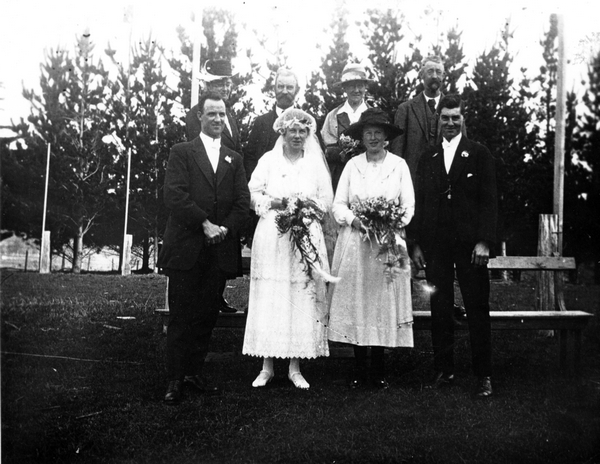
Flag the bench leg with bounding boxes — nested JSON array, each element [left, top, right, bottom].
[[573, 330, 582, 377], [559, 329, 568, 374]]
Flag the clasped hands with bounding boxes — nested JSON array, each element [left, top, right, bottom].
[[203, 219, 228, 246]]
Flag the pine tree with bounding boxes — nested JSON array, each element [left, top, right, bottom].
[[14, 33, 115, 272], [463, 22, 541, 255]]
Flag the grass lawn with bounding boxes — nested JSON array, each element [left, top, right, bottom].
[[1, 271, 599, 463]]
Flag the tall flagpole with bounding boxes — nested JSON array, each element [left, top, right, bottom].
[[39, 143, 51, 273], [191, 9, 203, 109], [553, 13, 566, 254]]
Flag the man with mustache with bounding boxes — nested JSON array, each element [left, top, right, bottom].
[[393, 55, 468, 321], [391, 55, 449, 180], [244, 68, 300, 180]]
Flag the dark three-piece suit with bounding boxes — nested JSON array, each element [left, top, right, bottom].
[[410, 135, 498, 377], [157, 137, 250, 381]]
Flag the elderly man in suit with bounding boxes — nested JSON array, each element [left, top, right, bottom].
[[392, 55, 454, 179], [244, 68, 300, 180], [159, 92, 250, 405], [186, 59, 244, 313], [409, 94, 497, 398], [321, 63, 373, 192]]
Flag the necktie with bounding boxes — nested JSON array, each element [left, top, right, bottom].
[[427, 99, 436, 114]]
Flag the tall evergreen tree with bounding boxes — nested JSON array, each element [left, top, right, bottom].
[[463, 23, 540, 255], [12, 33, 115, 272]]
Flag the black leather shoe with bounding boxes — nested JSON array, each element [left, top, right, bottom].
[[475, 376, 493, 399], [184, 375, 221, 395], [453, 304, 467, 320], [372, 376, 390, 389], [164, 380, 182, 405], [426, 371, 455, 389], [220, 298, 239, 313]]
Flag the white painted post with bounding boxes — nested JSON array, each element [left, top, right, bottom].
[[39, 231, 51, 274], [122, 234, 133, 276]]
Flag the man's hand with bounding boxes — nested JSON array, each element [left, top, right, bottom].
[[471, 241, 490, 267], [203, 219, 224, 246], [411, 244, 426, 270]]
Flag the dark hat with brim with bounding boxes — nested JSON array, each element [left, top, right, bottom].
[[200, 59, 234, 82], [343, 107, 403, 141]]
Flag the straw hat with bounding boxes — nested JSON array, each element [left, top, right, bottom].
[[334, 63, 374, 87]]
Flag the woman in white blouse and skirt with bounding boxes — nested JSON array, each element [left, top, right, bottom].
[[328, 108, 415, 389]]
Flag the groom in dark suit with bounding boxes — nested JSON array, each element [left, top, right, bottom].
[[159, 92, 250, 404], [409, 94, 497, 398]]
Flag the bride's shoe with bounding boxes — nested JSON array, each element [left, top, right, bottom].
[[288, 371, 310, 390], [252, 370, 274, 387]]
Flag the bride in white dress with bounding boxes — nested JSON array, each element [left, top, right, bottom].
[[242, 108, 334, 389]]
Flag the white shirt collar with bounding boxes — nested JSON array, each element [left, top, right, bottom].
[[199, 132, 221, 172], [442, 133, 462, 173], [339, 100, 369, 124]]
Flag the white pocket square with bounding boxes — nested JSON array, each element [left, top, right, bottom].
[[467, 173, 474, 178]]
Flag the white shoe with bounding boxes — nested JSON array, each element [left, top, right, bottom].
[[252, 370, 274, 387], [288, 371, 310, 389]]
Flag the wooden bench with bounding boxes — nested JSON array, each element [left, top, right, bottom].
[[155, 255, 593, 374]]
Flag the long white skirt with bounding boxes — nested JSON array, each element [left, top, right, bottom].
[[327, 226, 414, 347], [242, 210, 330, 359]]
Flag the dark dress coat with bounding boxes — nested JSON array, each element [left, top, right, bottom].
[[244, 106, 279, 180], [410, 135, 497, 255], [158, 137, 250, 278]]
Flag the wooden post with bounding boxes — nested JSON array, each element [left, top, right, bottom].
[[536, 214, 559, 337], [553, 13, 566, 254], [24, 250, 29, 272], [39, 231, 51, 274], [122, 234, 133, 276], [500, 241, 508, 282]]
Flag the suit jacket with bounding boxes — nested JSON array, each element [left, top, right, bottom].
[[157, 137, 250, 275], [186, 104, 243, 155], [409, 135, 497, 255], [244, 105, 279, 180]]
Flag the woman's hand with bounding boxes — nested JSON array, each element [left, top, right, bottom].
[[270, 198, 286, 210], [351, 217, 365, 232]]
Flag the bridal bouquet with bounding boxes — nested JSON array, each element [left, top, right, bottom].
[[275, 196, 340, 283], [338, 134, 361, 162], [350, 197, 409, 280]]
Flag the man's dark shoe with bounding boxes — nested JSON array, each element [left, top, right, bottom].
[[184, 375, 221, 395], [220, 298, 239, 313], [426, 371, 455, 389], [474, 376, 493, 399], [164, 380, 182, 405], [453, 304, 467, 320]]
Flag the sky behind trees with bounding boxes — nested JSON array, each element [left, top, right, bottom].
[[1, 0, 599, 127]]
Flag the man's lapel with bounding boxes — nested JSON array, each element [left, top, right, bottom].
[[192, 137, 215, 186], [410, 93, 428, 136], [215, 148, 231, 187]]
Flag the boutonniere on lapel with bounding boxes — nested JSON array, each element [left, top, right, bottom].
[[224, 156, 232, 164], [461, 151, 469, 158], [432, 152, 439, 158]]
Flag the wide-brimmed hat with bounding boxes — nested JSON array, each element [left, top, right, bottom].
[[200, 59, 233, 82], [343, 108, 403, 141], [334, 63, 374, 88]]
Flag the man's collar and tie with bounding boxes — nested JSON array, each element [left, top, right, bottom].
[[442, 133, 462, 174], [199, 132, 222, 173]]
